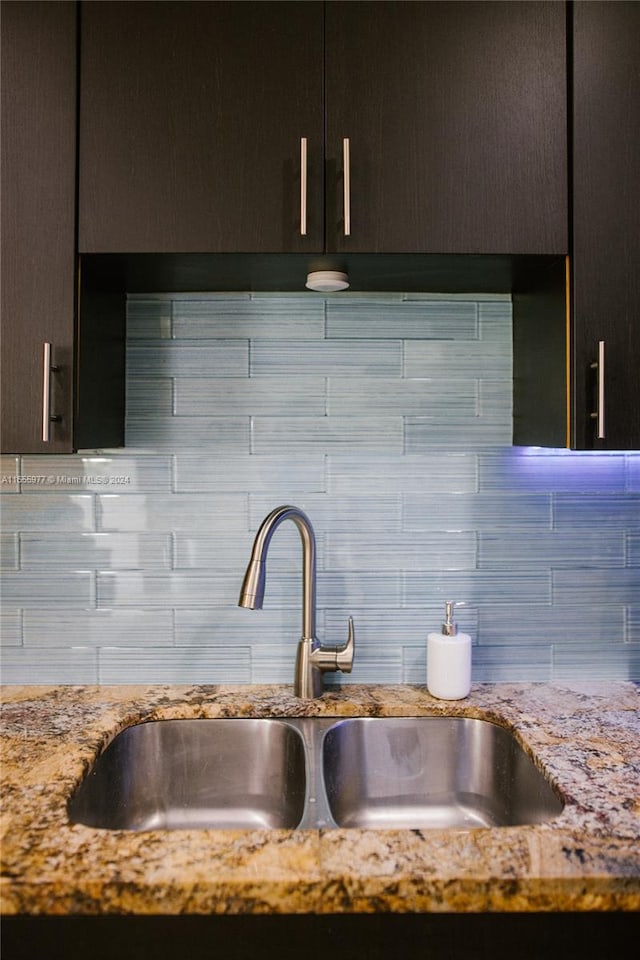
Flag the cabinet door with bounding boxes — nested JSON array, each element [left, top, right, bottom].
[[1, 1, 77, 454], [325, 1, 567, 254], [79, 1, 324, 254], [572, 1, 640, 450]]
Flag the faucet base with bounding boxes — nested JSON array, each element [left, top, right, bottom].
[[294, 638, 324, 699]]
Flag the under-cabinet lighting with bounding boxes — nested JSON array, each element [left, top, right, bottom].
[[305, 270, 349, 292]]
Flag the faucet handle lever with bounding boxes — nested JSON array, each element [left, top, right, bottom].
[[311, 616, 355, 675], [335, 616, 355, 673]]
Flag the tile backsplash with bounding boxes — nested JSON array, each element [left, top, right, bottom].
[[1, 292, 638, 685]]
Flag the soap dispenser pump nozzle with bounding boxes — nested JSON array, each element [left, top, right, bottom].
[[442, 600, 458, 637]]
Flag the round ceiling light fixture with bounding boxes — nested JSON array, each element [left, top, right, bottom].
[[305, 269, 349, 292]]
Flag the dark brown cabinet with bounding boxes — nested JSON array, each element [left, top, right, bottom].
[[325, 1, 567, 254], [1, 0, 77, 453], [0, 1, 125, 455], [513, 1, 640, 451], [571, 0, 640, 450], [79, 1, 325, 254], [78, 0, 567, 256]]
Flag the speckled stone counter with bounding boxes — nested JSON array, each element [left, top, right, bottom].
[[1, 683, 638, 915]]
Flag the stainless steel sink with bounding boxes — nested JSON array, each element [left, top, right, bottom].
[[68, 719, 306, 830], [322, 717, 564, 829], [68, 715, 563, 832]]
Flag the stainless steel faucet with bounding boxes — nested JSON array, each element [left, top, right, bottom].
[[238, 505, 355, 698]]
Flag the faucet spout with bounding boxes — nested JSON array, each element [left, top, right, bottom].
[[238, 559, 266, 610], [238, 505, 354, 698]]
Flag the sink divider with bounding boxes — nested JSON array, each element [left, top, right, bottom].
[[282, 717, 340, 830]]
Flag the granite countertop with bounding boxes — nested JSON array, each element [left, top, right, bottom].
[[1, 682, 638, 915]]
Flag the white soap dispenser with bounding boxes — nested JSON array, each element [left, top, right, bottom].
[[427, 601, 471, 700]]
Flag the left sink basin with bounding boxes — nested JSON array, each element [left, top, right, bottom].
[[68, 719, 307, 831]]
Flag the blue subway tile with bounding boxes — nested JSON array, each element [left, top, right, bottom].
[[1, 533, 18, 570], [128, 340, 248, 377], [0, 494, 94, 531], [0, 609, 22, 646], [174, 455, 326, 494], [1, 572, 94, 607], [627, 455, 640, 492], [251, 340, 402, 377], [126, 379, 173, 418], [327, 378, 477, 417], [406, 417, 513, 450], [23, 608, 174, 647], [472, 644, 552, 682], [125, 417, 249, 451], [97, 572, 240, 607], [477, 299, 512, 327], [250, 644, 299, 684], [127, 298, 172, 339], [251, 417, 404, 455], [476, 603, 625, 645], [98, 494, 248, 533], [326, 299, 478, 340], [405, 339, 511, 378], [329, 454, 477, 496], [325, 532, 476, 572], [554, 495, 640, 530], [175, 377, 326, 417], [478, 381, 512, 417], [480, 450, 628, 494], [552, 569, 640, 605], [478, 531, 624, 569], [173, 295, 324, 340], [404, 494, 552, 531], [404, 572, 551, 606], [20, 456, 172, 493], [175, 607, 300, 646], [99, 646, 251, 684], [552, 642, 640, 681], [0, 648, 98, 684], [20, 533, 172, 570]]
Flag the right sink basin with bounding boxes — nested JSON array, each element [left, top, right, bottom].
[[321, 717, 564, 830]]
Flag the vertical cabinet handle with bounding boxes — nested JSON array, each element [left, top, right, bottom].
[[41, 342, 59, 442], [301, 137, 353, 239], [590, 340, 605, 440], [300, 137, 308, 237], [342, 137, 351, 236]]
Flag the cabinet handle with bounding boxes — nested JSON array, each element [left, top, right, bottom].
[[590, 340, 605, 440], [41, 342, 60, 442], [300, 137, 308, 237], [343, 137, 351, 236]]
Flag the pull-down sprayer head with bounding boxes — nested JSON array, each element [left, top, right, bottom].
[[238, 559, 266, 610]]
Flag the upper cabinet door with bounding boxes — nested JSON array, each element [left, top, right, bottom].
[[572, 1, 640, 450], [325, 1, 568, 254], [1, 0, 77, 454], [79, 1, 567, 257], [78, 1, 324, 253]]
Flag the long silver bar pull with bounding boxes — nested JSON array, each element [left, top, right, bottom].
[[342, 137, 351, 236], [42, 342, 59, 442], [590, 339, 605, 440], [300, 137, 308, 237]]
